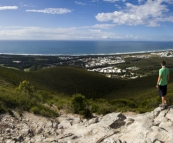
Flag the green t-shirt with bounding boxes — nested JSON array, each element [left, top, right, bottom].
[[159, 67, 169, 86]]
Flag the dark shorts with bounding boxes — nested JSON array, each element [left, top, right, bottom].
[[158, 85, 167, 96]]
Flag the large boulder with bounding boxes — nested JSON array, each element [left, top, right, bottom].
[[98, 112, 126, 129]]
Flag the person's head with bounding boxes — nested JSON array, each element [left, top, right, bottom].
[[161, 60, 166, 66]]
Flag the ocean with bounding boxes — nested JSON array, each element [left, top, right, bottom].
[[0, 40, 173, 55]]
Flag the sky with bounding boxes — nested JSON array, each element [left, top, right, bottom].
[[0, 0, 173, 41]]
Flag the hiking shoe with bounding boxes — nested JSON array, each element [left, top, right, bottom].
[[163, 104, 168, 109], [159, 104, 164, 107]]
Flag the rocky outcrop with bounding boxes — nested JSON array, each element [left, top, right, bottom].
[[1, 106, 173, 143]]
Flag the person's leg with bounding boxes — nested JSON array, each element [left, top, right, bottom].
[[161, 95, 167, 105], [160, 85, 167, 106], [164, 95, 167, 104], [161, 95, 168, 108]]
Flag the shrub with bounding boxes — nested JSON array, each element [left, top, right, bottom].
[[30, 106, 39, 114], [39, 107, 59, 117], [0, 103, 6, 113], [36, 90, 51, 102], [96, 104, 115, 115], [70, 93, 92, 118], [89, 99, 116, 115], [90, 103, 99, 113], [7, 109, 15, 117], [55, 98, 70, 111], [16, 80, 35, 95], [109, 99, 137, 109]]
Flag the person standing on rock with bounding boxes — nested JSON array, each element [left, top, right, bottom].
[[156, 60, 169, 108]]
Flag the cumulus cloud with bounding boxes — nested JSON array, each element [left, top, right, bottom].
[[0, 6, 18, 10], [93, 24, 115, 29], [75, 1, 86, 5], [96, 0, 173, 27], [26, 8, 72, 14]]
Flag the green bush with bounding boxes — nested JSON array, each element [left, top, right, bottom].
[[39, 107, 59, 117], [30, 106, 39, 114], [0, 103, 6, 113], [7, 109, 15, 117], [109, 99, 137, 109], [29, 104, 59, 117], [16, 80, 35, 95], [55, 98, 70, 110], [71, 93, 92, 118], [89, 99, 116, 115], [96, 104, 115, 115]]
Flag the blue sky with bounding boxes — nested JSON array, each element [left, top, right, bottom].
[[0, 0, 173, 41]]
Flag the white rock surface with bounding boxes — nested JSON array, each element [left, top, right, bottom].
[[1, 107, 173, 142]]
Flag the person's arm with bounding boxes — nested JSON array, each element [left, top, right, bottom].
[[156, 75, 161, 88]]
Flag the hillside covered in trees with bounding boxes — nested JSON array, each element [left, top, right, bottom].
[[0, 66, 173, 117]]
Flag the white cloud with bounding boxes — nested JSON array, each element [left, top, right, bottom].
[[89, 29, 101, 32], [96, 0, 173, 27], [103, 0, 119, 2], [75, 1, 86, 5], [0, 6, 18, 10], [0, 26, 123, 40], [0, 27, 77, 39], [0, 26, 171, 41], [93, 24, 115, 29], [26, 8, 72, 14], [114, 4, 121, 9], [81, 24, 115, 29]]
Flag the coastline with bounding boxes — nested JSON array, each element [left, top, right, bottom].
[[0, 49, 172, 57]]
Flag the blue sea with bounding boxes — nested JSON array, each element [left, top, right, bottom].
[[0, 40, 173, 55]]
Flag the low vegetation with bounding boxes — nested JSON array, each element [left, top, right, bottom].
[[0, 80, 59, 117], [0, 65, 173, 117]]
